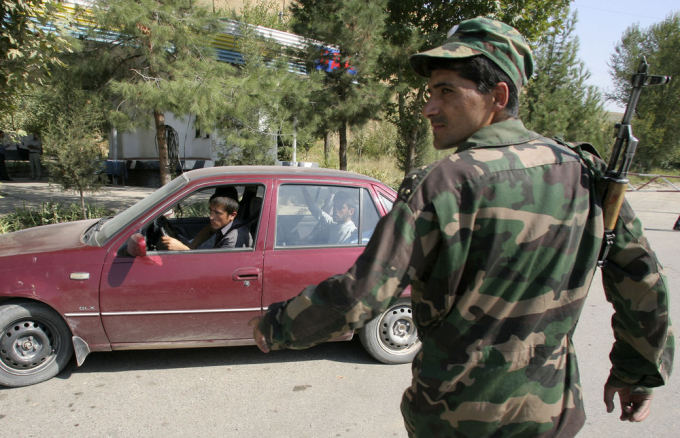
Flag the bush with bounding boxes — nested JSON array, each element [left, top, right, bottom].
[[0, 202, 115, 234]]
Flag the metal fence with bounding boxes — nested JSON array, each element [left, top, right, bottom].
[[628, 173, 680, 192]]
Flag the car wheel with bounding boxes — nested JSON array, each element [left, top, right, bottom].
[[359, 299, 421, 364], [0, 302, 73, 387]]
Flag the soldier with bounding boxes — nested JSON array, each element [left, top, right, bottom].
[[250, 16, 673, 437]]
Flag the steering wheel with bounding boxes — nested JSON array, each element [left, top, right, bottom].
[[155, 215, 178, 238], [150, 215, 178, 249]]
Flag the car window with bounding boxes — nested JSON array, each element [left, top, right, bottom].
[[359, 189, 380, 244], [378, 193, 394, 212], [139, 183, 264, 253], [275, 184, 378, 248], [96, 174, 189, 244]]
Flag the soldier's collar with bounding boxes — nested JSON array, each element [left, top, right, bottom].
[[456, 119, 539, 152]]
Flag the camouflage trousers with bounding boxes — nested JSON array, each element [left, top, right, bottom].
[[400, 383, 585, 437]]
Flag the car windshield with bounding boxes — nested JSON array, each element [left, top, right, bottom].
[[93, 175, 189, 245]]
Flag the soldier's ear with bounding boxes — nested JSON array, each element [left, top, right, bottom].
[[491, 82, 510, 111]]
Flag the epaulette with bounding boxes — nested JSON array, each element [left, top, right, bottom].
[[553, 136, 603, 177], [553, 136, 601, 158], [398, 164, 430, 202]]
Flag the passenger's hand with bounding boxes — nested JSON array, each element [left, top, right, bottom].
[[248, 317, 270, 353], [159, 236, 189, 251], [604, 383, 653, 422]]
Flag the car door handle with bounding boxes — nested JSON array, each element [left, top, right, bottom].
[[232, 267, 261, 282]]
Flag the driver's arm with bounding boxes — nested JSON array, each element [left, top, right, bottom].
[[187, 225, 213, 249]]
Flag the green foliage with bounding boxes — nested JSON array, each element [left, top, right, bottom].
[[215, 4, 323, 165], [0, 0, 71, 115], [42, 95, 107, 218], [350, 122, 397, 160], [0, 202, 114, 234], [290, 0, 391, 170], [521, 12, 610, 155], [609, 12, 680, 170], [91, 0, 238, 184], [175, 201, 209, 218]]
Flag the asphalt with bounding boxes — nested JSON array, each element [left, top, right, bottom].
[[0, 178, 156, 216]]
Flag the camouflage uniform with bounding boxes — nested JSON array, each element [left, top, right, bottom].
[[258, 17, 673, 438]]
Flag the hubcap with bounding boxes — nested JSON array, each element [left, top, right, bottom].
[[378, 304, 418, 353], [1, 320, 54, 371]]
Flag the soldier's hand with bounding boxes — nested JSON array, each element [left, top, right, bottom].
[[249, 317, 270, 353], [604, 383, 653, 422]]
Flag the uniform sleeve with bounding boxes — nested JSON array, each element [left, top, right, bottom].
[[601, 199, 674, 388], [259, 195, 438, 351]]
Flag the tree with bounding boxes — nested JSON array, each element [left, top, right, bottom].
[[521, 11, 610, 155], [88, 0, 238, 185], [215, 3, 323, 165], [380, 0, 572, 174], [42, 93, 107, 219], [290, 0, 389, 170], [609, 12, 680, 170], [1, 0, 70, 129]]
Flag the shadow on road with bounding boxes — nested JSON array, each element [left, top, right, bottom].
[[51, 338, 384, 382]]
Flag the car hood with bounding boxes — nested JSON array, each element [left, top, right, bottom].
[[0, 219, 98, 257]]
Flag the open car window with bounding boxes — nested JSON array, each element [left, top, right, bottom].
[[133, 183, 264, 254], [275, 184, 379, 248]]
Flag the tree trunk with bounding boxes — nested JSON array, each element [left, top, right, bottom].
[[405, 125, 418, 175], [323, 131, 330, 166], [79, 189, 86, 220], [154, 110, 171, 186], [338, 122, 348, 170]]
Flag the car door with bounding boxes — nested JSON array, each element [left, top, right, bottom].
[[99, 179, 270, 346], [262, 180, 383, 308]]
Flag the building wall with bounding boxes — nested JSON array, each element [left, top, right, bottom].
[[113, 114, 215, 163]]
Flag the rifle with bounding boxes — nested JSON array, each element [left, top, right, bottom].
[[598, 57, 671, 266]]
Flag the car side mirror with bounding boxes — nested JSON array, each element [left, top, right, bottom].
[[126, 233, 147, 257]]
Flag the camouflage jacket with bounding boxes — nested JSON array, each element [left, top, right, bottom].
[[259, 119, 673, 437]]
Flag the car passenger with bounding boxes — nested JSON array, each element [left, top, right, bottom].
[[303, 189, 357, 244]]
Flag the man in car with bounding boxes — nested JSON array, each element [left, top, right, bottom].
[[160, 194, 249, 250], [250, 16, 673, 437]]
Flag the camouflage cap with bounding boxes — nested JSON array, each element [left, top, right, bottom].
[[409, 16, 533, 89]]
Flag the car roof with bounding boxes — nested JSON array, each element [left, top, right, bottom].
[[182, 165, 384, 184]]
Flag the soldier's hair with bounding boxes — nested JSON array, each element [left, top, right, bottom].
[[209, 196, 239, 215], [426, 56, 520, 117]]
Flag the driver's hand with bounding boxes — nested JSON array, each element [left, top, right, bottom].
[[160, 236, 189, 251]]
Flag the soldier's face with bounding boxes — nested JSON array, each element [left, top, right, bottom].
[[423, 69, 497, 150]]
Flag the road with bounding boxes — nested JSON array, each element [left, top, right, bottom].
[[0, 185, 678, 437]]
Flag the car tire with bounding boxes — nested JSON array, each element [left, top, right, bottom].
[[0, 301, 73, 387], [359, 299, 421, 364]]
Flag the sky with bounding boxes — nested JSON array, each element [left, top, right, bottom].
[[571, 0, 679, 112]]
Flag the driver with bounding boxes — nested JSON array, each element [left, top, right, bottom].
[[159, 195, 249, 250]]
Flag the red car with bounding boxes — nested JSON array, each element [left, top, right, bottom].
[[0, 166, 420, 387]]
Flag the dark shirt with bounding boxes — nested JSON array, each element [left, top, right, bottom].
[[214, 221, 251, 248]]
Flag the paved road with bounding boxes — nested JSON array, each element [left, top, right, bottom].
[[0, 181, 678, 437]]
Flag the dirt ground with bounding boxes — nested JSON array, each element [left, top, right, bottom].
[[0, 179, 155, 216]]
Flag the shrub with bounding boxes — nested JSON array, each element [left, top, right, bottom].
[[0, 202, 115, 234]]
